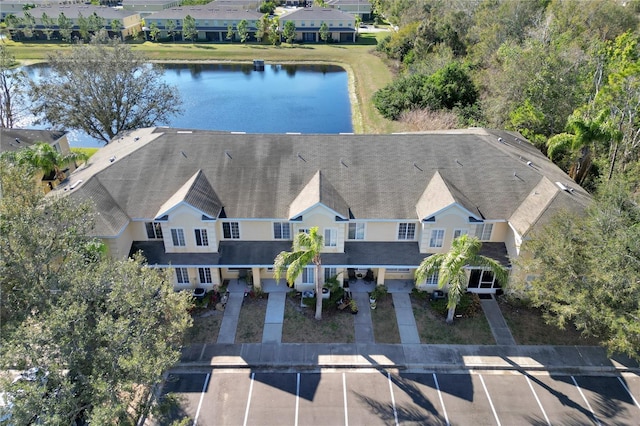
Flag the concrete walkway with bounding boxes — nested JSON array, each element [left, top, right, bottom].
[[480, 296, 517, 345], [392, 293, 421, 344], [216, 292, 244, 344], [262, 292, 286, 343], [352, 292, 374, 343]]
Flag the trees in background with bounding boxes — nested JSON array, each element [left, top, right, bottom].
[[513, 179, 640, 360], [182, 15, 198, 41], [0, 158, 193, 423], [237, 19, 249, 44], [28, 33, 182, 144], [0, 142, 88, 183], [283, 21, 296, 45], [0, 45, 28, 129]]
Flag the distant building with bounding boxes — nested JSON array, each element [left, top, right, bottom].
[[326, 0, 372, 20], [0, 0, 82, 19], [279, 7, 356, 43], [0, 128, 75, 193]]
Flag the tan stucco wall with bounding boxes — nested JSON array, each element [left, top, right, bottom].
[[163, 204, 218, 253], [104, 224, 135, 259]]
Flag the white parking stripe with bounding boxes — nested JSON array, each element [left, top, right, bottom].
[[571, 376, 602, 426], [617, 376, 640, 411], [387, 372, 399, 426], [193, 373, 210, 426], [342, 373, 349, 426], [295, 373, 300, 426], [432, 373, 450, 426], [479, 374, 501, 426], [243, 372, 255, 426], [525, 375, 551, 426]]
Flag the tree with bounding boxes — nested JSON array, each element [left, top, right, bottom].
[[88, 12, 105, 34], [57, 12, 73, 42], [513, 179, 640, 360], [256, 14, 269, 42], [237, 19, 249, 43], [2, 142, 88, 183], [274, 227, 325, 320], [21, 11, 36, 39], [259, 1, 276, 14], [182, 15, 198, 41], [166, 19, 177, 42], [0, 160, 193, 423], [0, 44, 28, 128], [77, 12, 90, 41], [415, 235, 508, 323], [110, 18, 121, 38], [268, 17, 279, 46], [149, 21, 160, 41], [28, 35, 183, 144], [226, 23, 234, 41], [40, 12, 54, 40], [319, 21, 330, 43], [283, 20, 296, 45]]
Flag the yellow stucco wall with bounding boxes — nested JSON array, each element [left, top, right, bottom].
[[163, 204, 218, 253]]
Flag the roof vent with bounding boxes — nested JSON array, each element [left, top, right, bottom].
[[555, 181, 574, 192], [69, 179, 83, 190], [180, 151, 187, 158], [297, 152, 306, 162], [526, 161, 533, 167], [15, 138, 20, 143], [340, 158, 348, 168], [225, 151, 232, 159], [413, 162, 423, 172], [109, 156, 116, 163], [456, 159, 463, 167], [498, 137, 503, 143]]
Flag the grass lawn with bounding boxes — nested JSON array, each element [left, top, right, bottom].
[[6, 36, 408, 135], [71, 147, 99, 159], [281, 293, 355, 343], [411, 292, 495, 345], [183, 309, 223, 344], [371, 294, 401, 344], [498, 297, 602, 346], [235, 294, 268, 343]]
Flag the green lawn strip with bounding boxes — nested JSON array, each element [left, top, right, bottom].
[[281, 295, 354, 343], [7, 38, 407, 135], [411, 292, 494, 345], [371, 294, 401, 344]]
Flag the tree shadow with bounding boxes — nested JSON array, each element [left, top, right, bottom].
[[193, 45, 216, 50]]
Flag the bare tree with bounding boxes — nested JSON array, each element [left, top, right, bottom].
[[0, 45, 28, 128]]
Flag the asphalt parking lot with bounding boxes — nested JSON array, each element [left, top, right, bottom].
[[158, 369, 640, 425]]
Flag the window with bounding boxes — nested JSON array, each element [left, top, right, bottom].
[[145, 222, 163, 239], [302, 267, 314, 284], [429, 229, 445, 248], [387, 268, 410, 273], [453, 229, 468, 239], [198, 267, 212, 284], [425, 271, 439, 286], [175, 267, 189, 284], [222, 222, 240, 239], [298, 228, 310, 234], [324, 228, 337, 247], [397, 223, 416, 240], [476, 223, 493, 241], [194, 229, 209, 246], [273, 222, 291, 239], [324, 267, 337, 281], [348, 223, 365, 240], [171, 228, 185, 246]]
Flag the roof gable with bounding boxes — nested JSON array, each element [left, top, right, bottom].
[[288, 170, 349, 220], [155, 170, 222, 220], [416, 171, 481, 221]]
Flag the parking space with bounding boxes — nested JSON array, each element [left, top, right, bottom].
[[157, 370, 640, 426]]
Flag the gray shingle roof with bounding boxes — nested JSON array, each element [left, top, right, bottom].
[[0, 128, 67, 153], [64, 128, 590, 238], [155, 169, 223, 219], [288, 170, 350, 219], [281, 7, 355, 21]]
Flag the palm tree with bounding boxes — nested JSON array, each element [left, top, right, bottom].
[[546, 110, 620, 185], [4, 142, 87, 183], [415, 234, 508, 324], [274, 226, 325, 320]]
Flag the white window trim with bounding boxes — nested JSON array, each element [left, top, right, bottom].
[[453, 228, 469, 240], [194, 228, 209, 246], [222, 222, 240, 239], [171, 228, 186, 247], [477, 223, 493, 241], [198, 267, 212, 284], [348, 222, 365, 240], [324, 228, 338, 247], [302, 267, 314, 284], [175, 267, 189, 284], [429, 229, 445, 248], [397, 222, 416, 240], [273, 222, 291, 240]]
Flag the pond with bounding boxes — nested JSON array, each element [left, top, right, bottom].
[[21, 63, 352, 147]]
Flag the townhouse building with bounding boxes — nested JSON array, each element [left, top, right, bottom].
[[60, 127, 590, 295]]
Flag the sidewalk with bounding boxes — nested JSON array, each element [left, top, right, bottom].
[[182, 280, 639, 374]]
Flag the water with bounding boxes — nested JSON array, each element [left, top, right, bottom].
[[21, 63, 352, 147]]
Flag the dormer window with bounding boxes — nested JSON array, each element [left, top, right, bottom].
[[222, 222, 240, 239], [145, 222, 163, 239], [397, 223, 416, 240], [273, 222, 291, 239]]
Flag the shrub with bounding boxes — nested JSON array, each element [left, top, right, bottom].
[[429, 292, 482, 318]]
